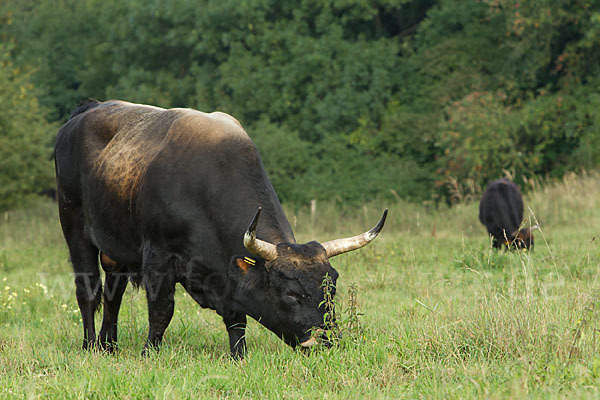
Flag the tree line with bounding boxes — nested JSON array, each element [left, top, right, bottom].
[[1, 0, 599, 210]]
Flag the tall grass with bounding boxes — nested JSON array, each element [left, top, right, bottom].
[[1, 172, 600, 398]]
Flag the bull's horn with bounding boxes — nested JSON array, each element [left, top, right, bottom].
[[322, 209, 388, 258], [513, 223, 540, 237], [244, 207, 278, 261]]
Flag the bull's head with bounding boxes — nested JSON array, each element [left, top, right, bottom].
[[511, 225, 539, 250], [234, 208, 387, 348]]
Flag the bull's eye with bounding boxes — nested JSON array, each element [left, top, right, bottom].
[[283, 291, 302, 306]]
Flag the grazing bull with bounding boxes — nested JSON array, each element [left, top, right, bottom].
[[479, 178, 537, 250], [54, 99, 387, 358]]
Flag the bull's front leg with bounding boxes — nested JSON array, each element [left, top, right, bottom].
[[223, 313, 247, 359], [142, 249, 176, 356]]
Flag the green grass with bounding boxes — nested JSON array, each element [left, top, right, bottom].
[[1, 172, 600, 398]]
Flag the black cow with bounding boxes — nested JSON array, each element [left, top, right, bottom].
[[479, 178, 537, 250], [54, 99, 387, 358]]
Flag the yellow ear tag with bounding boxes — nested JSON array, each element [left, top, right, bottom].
[[237, 257, 256, 274]]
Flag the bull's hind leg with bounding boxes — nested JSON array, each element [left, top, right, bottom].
[[141, 246, 176, 355], [57, 203, 102, 350], [98, 262, 129, 353], [73, 246, 102, 349]]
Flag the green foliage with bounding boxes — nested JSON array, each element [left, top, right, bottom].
[[394, 0, 600, 197], [1, 0, 600, 207], [319, 272, 338, 343], [249, 119, 312, 204], [317, 276, 366, 347], [0, 45, 54, 211]]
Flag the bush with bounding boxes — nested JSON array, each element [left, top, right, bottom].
[[0, 45, 54, 210], [3, 0, 600, 206]]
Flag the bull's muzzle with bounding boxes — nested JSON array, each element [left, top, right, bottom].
[[299, 328, 326, 348]]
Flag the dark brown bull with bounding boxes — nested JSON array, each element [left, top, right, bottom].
[[54, 99, 387, 358]]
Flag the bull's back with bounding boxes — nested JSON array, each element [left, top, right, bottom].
[[59, 101, 242, 201]]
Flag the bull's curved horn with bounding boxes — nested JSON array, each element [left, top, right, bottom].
[[322, 209, 388, 258], [512, 223, 540, 237], [244, 207, 278, 261]]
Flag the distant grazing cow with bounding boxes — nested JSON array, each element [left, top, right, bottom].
[[479, 179, 537, 250], [54, 99, 387, 358]]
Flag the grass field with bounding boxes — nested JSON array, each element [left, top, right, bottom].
[[1, 172, 600, 399]]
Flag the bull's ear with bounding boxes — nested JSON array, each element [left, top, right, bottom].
[[235, 256, 257, 274]]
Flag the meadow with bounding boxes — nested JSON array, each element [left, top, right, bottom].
[[1, 172, 600, 399]]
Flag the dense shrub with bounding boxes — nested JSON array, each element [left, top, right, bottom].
[[1, 0, 599, 207], [0, 45, 54, 211]]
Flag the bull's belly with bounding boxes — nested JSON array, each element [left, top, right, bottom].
[[83, 198, 143, 266], [88, 224, 142, 266]]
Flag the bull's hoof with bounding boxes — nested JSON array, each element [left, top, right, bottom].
[[141, 342, 160, 357], [230, 349, 245, 361], [98, 339, 118, 354], [82, 338, 98, 351]]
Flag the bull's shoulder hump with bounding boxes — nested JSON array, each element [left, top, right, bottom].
[[167, 109, 251, 143], [171, 109, 244, 129], [207, 111, 244, 129]]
